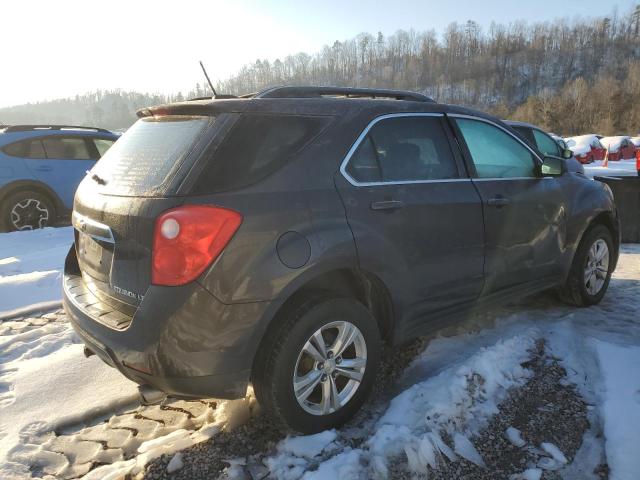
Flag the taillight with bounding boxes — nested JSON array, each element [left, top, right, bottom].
[[152, 205, 242, 286]]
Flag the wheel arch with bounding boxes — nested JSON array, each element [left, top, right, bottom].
[[579, 211, 620, 267], [249, 266, 396, 381], [0, 180, 65, 218], [574, 210, 620, 271]]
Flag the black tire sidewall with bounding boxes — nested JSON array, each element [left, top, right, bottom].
[[1, 190, 55, 232], [265, 296, 381, 433], [572, 225, 614, 305]]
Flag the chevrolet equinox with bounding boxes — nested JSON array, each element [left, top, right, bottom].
[[63, 86, 620, 433]]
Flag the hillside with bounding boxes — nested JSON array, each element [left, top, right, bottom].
[[1, 5, 639, 134]]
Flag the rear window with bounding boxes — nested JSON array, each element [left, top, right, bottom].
[[191, 114, 330, 193], [90, 116, 211, 196]]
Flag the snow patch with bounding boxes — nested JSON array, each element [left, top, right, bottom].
[[167, 451, 184, 473], [279, 430, 337, 459], [453, 432, 485, 467], [510, 468, 542, 480], [593, 341, 640, 479], [0, 227, 73, 316], [505, 426, 526, 447]]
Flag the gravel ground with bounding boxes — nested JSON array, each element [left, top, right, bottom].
[[143, 339, 428, 480], [387, 339, 596, 480], [143, 334, 600, 480], [2, 309, 600, 480], [144, 337, 598, 480]]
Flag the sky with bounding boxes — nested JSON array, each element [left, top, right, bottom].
[[0, 0, 635, 108]]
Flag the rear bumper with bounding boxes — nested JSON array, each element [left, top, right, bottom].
[[63, 247, 270, 399]]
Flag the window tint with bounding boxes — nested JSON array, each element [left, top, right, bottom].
[[94, 138, 115, 158], [532, 129, 561, 157], [345, 116, 459, 183], [192, 114, 330, 193], [456, 119, 537, 178], [3, 139, 46, 158], [42, 137, 92, 160], [91, 116, 211, 196]]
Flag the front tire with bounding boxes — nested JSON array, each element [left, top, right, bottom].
[[1, 190, 55, 232], [559, 225, 614, 306], [253, 294, 381, 433]]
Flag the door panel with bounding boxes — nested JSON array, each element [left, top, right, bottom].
[[451, 116, 567, 292], [471, 178, 566, 291], [335, 114, 485, 334], [336, 177, 485, 315]]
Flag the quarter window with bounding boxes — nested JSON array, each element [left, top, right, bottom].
[[192, 114, 330, 193], [42, 137, 92, 160], [345, 116, 459, 183], [455, 118, 537, 179], [3, 139, 46, 158]]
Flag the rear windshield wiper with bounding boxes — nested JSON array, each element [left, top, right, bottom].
[[87, 170, 107, 185]]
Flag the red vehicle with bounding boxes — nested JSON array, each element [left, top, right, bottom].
[[565, 135, 605, 164], [600, 136, 636, 161]]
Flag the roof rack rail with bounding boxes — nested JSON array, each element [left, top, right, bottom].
[[254, 86, 435, 102], [3, 124, 112, 134]]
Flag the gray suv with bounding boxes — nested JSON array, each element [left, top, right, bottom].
[[63, 86, 620, 433]]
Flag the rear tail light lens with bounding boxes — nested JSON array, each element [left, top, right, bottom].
[[152, 205, 242, 286]]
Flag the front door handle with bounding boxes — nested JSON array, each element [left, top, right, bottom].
[[34, 165, 53, 172], [487, 196, 511, 208], [370, 200, 405, 211]]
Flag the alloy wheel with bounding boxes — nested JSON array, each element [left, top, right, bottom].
[[584, 238, 609, 296], [293, 320, 367, 416], [10, 198, 49, 230]]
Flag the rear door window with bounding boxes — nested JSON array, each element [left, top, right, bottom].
[[345, 115, 459, 183], [192, 114, 331, 193], [42, 137, 92, 160]]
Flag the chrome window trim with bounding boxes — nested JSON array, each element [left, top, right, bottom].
[[339, 112, 471, 187], [473, 177, 554, 181]]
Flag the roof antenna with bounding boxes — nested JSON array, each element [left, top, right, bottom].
[[199, 61, 217, 97]]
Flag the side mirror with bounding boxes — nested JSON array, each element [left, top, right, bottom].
[[541, 156, 566, 176], [562, 148, 573, 159]]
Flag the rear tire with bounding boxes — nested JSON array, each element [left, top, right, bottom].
[[0, 190, 55, 232], [252, 293, 381, 433], [558, 225, 614, 306]]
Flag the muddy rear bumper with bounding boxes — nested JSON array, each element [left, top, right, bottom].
[[63, 247, 269, 400]]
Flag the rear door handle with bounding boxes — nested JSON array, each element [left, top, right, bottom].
[[487, 196, 511, 208], [34, 165, 53, 172], [370, 200, 405, 211]]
